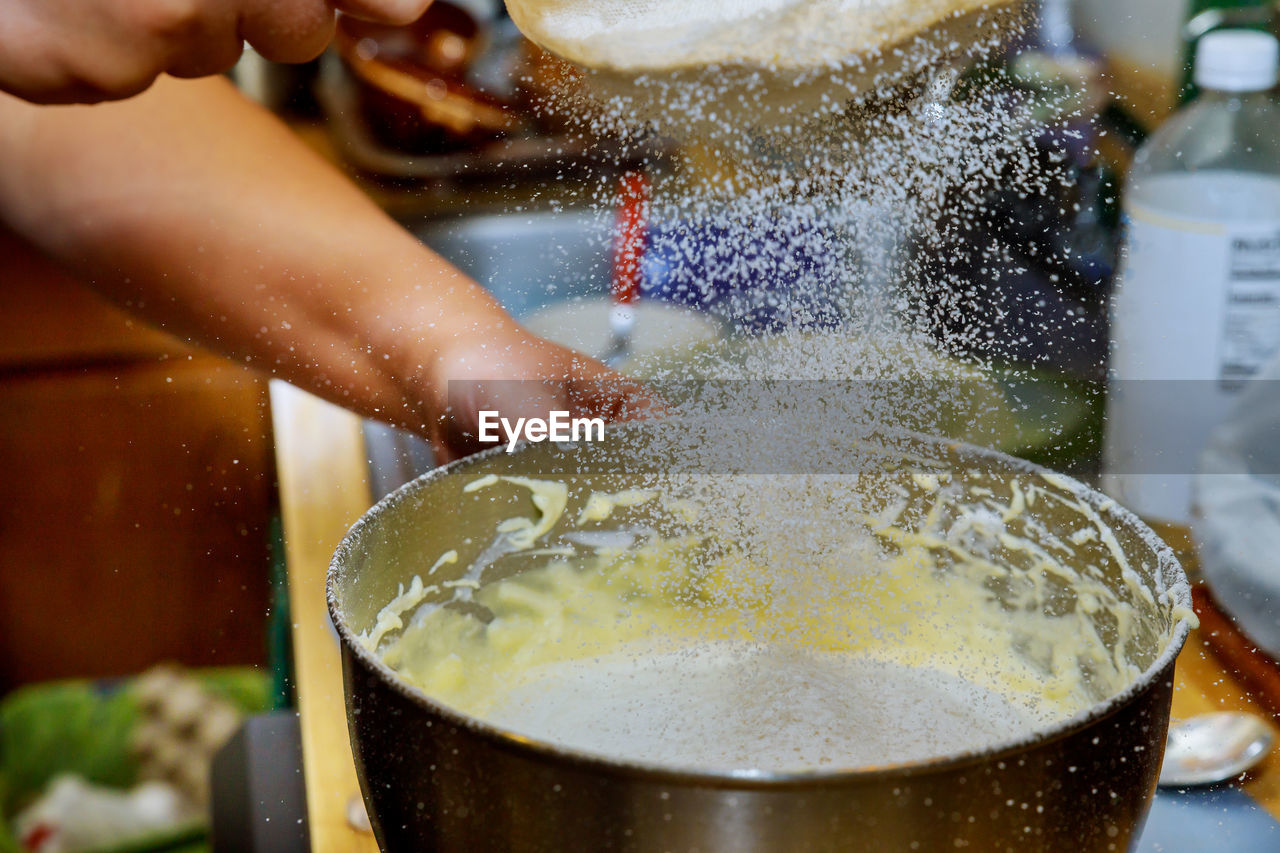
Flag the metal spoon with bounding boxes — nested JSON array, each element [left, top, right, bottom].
[[603, 171, 648, 368], [1157, 712, 1275, 788]]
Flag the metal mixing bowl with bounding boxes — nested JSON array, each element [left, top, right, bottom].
[[329, 427, 1192, 852]]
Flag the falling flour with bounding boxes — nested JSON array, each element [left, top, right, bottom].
[[485, 644, 1047, 772], [358, 1, 1201, 776]]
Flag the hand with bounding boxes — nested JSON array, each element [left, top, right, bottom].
[[0, 74, 660, 463], [406, 318, 665, 463], [1, 0, 434, 104]]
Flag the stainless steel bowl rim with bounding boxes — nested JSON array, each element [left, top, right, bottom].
[[328, 426, 1194, 788]]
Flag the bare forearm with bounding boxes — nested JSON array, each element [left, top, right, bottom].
[[0, 75, 509, 427]]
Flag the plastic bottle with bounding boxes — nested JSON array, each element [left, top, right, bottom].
[[1180, 1, 1277, 101], [1103, 29, 1280, 523]]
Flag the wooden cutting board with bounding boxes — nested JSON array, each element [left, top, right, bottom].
[[271, 382, 379, 853]]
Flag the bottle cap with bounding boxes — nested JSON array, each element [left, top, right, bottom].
[[1195, 30, 1280, 93]]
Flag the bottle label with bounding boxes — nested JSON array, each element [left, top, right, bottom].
[[1222, 230, 1280, 388], [1112, 203, 1280, 384], [1104, 202, 1280, 522]]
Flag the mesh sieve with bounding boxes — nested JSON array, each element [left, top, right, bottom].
[[505, 0, 1019, 73]]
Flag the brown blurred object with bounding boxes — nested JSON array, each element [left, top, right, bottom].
[[334, 5, 520, 155], [0, 228, 272, 692], [1193, 584, 1280, 721], [316, 5, 671, 201], [1104, 58, 1179, 132]]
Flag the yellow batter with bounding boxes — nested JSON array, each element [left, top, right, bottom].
[[363, 466, 1189, 771]]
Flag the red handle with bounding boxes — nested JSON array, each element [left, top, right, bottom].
[[612, 171, 650, 307]]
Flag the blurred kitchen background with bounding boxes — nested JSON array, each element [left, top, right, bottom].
[[8, 0, 1280, 850]]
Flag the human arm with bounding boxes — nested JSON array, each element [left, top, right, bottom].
[[0, 75, 654, 459]]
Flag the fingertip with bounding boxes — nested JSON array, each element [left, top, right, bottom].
[[168, 39, 245, 80], [333, 0, 434, 26], [575, 371, 669, 424], [622, 390, 672, 423], [72, 66, 162, 103], [240, 4, 337, 64], [634, 392, 673, 420]]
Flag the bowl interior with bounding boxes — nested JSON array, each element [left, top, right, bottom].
[[331, 424, 1191, 772]]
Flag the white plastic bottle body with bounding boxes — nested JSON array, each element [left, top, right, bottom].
[[1103, 89, 1280, 523]]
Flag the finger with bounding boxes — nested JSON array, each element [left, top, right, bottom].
[[0, 10, 78, 102], [168, 38, 245, 79], [431, 379, 477, 463], [442, 378, 569, 460], [102, 0, 241, 81], [332, 0, 434, 26], [0, 63, 109, 105], [569, 363, 670, 423], [166, 10, 246, 79], [6, 9, 162, 103], [0, 4, 113, 102], [238, 0, 336, 64], [60, 44, 164, 102]]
